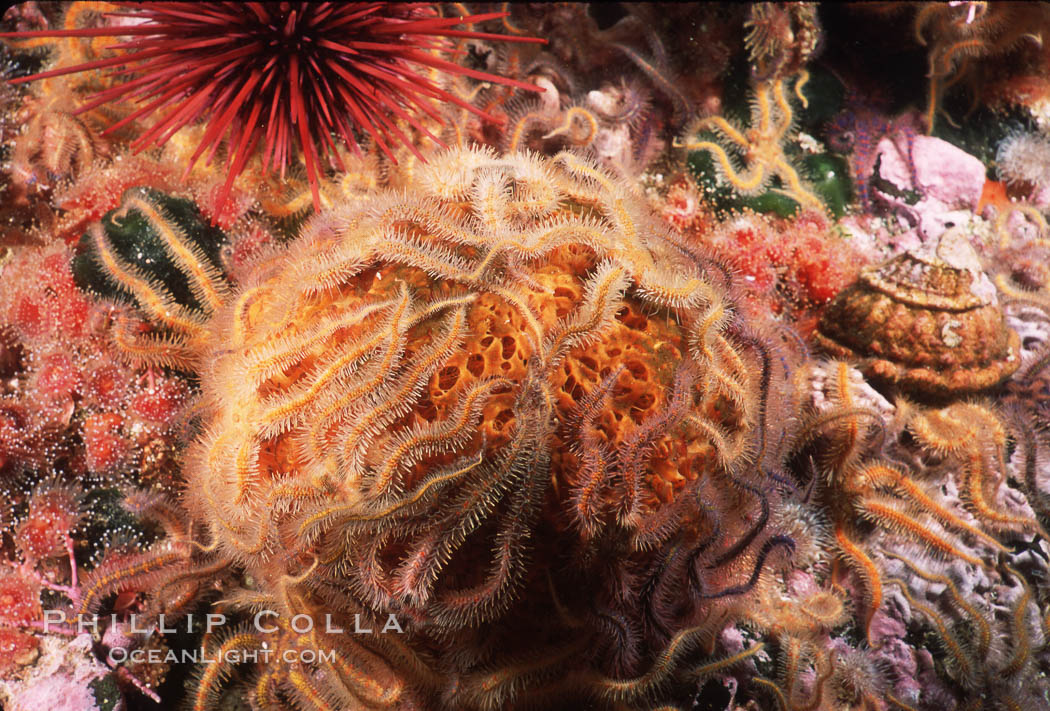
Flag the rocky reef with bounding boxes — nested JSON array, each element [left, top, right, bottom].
[[3, 3, 1050, 711]]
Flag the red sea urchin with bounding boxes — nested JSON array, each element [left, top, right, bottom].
[[0, 2, 545, 211]]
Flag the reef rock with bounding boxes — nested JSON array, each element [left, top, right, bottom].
[[873, 129, 986, 242]]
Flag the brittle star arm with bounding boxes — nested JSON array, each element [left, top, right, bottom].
[[690, 141, 768, 193], [694, 115, 750, 147], [771, 79, 794, 139], [771, 158, 823, 209]]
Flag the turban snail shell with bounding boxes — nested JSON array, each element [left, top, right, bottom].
[[814, 231, 1020, 397]]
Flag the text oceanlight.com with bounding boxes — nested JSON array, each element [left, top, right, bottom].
[[111, 646, 339, 665]]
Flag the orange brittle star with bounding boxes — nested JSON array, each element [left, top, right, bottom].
[[674, 73, 822, 212], [800, 362, 1039, 650]]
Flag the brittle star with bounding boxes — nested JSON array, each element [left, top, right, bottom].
[[674, 73, 823, 212]]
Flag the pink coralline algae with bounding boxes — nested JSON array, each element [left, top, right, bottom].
[[872, 128, 987, 243], [0, 634, 112, 711]]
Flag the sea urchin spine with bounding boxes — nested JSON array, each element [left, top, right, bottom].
[[1, 3, 546, 211]]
